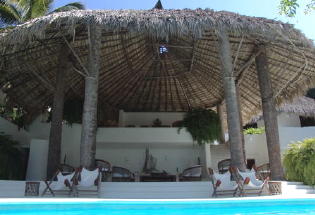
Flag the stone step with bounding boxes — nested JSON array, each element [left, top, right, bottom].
[[283, 181, 304, 185], [286, 185, 314, 190]]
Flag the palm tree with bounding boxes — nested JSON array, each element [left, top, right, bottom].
[[0, 0, 84, 25]]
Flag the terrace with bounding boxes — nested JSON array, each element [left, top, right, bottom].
[[1, 7, 315, 198]]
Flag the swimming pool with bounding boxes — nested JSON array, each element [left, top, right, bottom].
[[1, 198, 315, 215]]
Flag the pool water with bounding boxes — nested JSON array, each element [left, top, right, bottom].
[[1, 199, 315, 215]]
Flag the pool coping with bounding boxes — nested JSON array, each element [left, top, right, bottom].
[[1, 194, 315, 203]]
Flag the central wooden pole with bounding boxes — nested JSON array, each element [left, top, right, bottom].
[[80, 22, 102, 169], [255, 45, 284, 180], [47, 46, 70, 178], [217, 28, 246, 171]]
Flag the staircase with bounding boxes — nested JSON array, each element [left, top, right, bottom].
[[281, 181, 315, 195]]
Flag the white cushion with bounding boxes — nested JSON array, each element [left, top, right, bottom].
[[238, 169, 264, 187], [51, 172, 74, 190], [213, 171, 237, 190], [78, 168, 99, 187]]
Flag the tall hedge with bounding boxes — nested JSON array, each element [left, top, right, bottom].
[[283, 138, 315, 185]]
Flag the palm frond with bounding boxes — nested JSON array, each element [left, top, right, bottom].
[[29, 0, 52, 19], [0, 1, 21, 24], [52, 2, 84, 13]]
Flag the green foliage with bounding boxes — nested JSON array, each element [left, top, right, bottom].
[[0, 105, 26, 129], [0, 133, 24, 180], [243, 127, 265, 135], [283, 138, 315, 185], [178, 108, 221, 145], [0, 0, 22, 24], [279, 0, 315, 17], [279, 0, 299, 17], [0, 0, 85, 25]]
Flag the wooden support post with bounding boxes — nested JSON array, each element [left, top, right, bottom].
[[255, 45, 284, 180], [217, 28, 246, 171], [47, 47, 70, 178], [80, 22, 102, 169], [216, 103, 226, 144]]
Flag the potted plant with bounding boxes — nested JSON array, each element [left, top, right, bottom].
[[178, 108, 221, 145], [152, 118, 162, 127]]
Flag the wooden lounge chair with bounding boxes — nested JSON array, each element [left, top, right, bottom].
[[95, 159, 112, 181], [237, 168, 270, 196], [208, 167, 239, 197], [179, 165, 202, 181], [72, 167, 101, 197], [111, 166, 135, 182], [41, 164, 75, 197], [255, 163, 271, 180], [218, 159, 231, 174]]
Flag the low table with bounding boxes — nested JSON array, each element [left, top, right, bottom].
[[140, 174, 176, 182], [25, 181, 40, 196]]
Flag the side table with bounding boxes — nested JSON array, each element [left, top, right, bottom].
[[25, 181, 40, 196], [268, 181, 282, 195]]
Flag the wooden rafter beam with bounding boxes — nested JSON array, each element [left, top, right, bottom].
[[19, 52, 55, 92], [156, 44, 193, 49], [235, 48, 263, 86], [63, 36, 89, 77]]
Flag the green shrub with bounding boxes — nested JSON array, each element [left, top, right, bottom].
[[283, 138, 315, 185], [244, 127, 265, 135]]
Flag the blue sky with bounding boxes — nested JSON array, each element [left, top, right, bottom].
[[54, 0, 315, 40]]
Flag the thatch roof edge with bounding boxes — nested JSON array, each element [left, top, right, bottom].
[[0, 9, 314, 49]]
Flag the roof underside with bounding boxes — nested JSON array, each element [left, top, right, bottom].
[[1, 9, 315, 124]]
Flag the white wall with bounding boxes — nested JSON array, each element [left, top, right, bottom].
[[26, 139, 49, 180], [24, 112, 315, 179], [0, 116, 30, 146], [96, 144, 204, 174], [119, 111, 185, 127], [279, 126, 315, 153], [27, 118, 203, 176], [257, 112, 301, 128], [209, 134, 269, 171], [277, 112, 301, 127]]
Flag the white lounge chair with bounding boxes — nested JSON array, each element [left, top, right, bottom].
[[41, 170, 75, 197], [208, 168, 239, 197], [237, 168, 269, 196], [72, 167, 101, 197]]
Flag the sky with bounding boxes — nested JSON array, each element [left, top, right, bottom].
[[53, 0, 315, 40]]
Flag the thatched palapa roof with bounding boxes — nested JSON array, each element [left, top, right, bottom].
[[0, 9, 315, 123], [279, 96, 315, 117]]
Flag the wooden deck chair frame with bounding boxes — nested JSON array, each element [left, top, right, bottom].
[[236, 168, 270, 197], [95, 159, 112, 182], [208, 168, 240, 197], [255, 163, 271, 181], [179, 165, 202, 181], [41, 164, 75, 197], [111, 166, 135, 182], [72, 167, 102, 197]]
